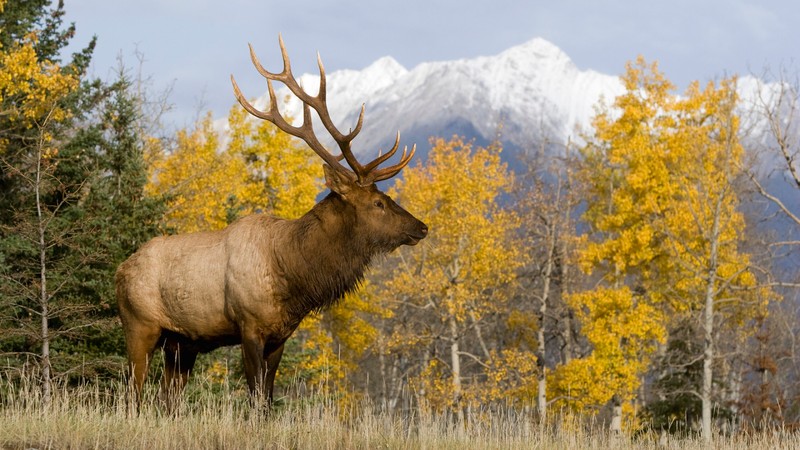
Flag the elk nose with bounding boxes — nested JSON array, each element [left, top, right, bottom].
[[420, 224, 429, 237]]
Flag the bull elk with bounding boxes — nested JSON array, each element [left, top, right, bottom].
[[115, 36, 428, 407]]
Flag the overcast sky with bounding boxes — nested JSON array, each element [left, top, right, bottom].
[[63, 0, 798, 128]]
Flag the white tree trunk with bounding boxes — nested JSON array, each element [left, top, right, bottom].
[[35, 134, 51, 407], [537, 223, 556, 421], [702, 192, 724, 443], [378, 342, 387, 412], [449, 313, 464, 423], [610, 395, 623, 433], [702, 268, 715, 441]]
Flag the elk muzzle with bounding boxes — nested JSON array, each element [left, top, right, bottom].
[[404, 221, 428, 246]]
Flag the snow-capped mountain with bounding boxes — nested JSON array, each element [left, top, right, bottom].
[[226, 37, 786, 172], [235, 38, 625, 160]]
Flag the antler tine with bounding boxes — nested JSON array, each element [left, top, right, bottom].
[[248, 41, 286, 84], [231, 75, 272, 121], [370, 143, 416, 182], [233, 36, 416, 185], [316, 52, 326, 102], [361, 131, 401, 174], [277, 34, 291, 76], [313, 54, 364, 144], [230, 72, 345, 172]]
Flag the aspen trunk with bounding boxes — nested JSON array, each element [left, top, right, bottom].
[[449, 314, 464, 423], [378, 345, 387, 411], [35, 138, 52, 407], [701, 256, 717, 441], [702, 267, 715, 441], [702, 193, 723, 443], [537, 223, 556, 420], [609, 395, 622, 433]]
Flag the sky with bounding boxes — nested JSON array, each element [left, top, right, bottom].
[[62, 0, 799, 129]]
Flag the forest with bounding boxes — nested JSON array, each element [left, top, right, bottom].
[[1, 1, 800, 446]]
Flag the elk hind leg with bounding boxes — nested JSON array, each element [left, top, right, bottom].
[[160, 336, 198, 412], [124, 322, 161, 408]]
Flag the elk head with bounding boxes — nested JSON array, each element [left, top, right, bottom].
[[230, 36, 427, 251]]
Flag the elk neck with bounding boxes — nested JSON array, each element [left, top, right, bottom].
[[278, 192, 374, 315]]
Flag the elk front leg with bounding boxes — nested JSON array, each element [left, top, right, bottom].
[[264, 342, 286, 406], [241, 329, 268, 401]]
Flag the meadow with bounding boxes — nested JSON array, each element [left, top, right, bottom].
[[1, 372, 798, 450]]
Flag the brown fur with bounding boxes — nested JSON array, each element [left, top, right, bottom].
[[116, 178, 427, 407]]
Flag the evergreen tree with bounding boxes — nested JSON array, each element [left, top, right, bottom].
[[0, 0, 163, 387], [0, 0, 98, 388], [62, 68, 166, 374]]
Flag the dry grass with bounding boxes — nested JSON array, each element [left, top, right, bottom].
[[1, 374, 798, 449]]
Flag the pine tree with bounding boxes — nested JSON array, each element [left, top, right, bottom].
[[0, 0, 165, 391], [65, 67, 166, 372], [0, 0, 97, 395]]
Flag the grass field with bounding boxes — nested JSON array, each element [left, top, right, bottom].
[[1, 374, 798, 449]]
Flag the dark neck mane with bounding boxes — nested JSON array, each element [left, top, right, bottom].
[[279, 193, 374, 315]]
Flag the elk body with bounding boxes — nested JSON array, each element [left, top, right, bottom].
[[115, 37, 427, 407]]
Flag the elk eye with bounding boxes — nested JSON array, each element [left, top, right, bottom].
[[374, 200, 385, 210]]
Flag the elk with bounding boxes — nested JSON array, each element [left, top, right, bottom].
[[115, 36, 428, 407]]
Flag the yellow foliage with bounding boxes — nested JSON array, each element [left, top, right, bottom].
[[415, 347, 538, 413], [0, 32, 78, 148], [147, 103, 324, 233], [475, 349, 538, 406], [146, 113, 258, 233], [385, 136, 530, 409], [580, 59, 764, 313], [564, 58, 772, 417], [549, 287, 665, 412], [411, 359, 454, 412], [389, 136, 524, 314], [226, 104, 322, 219]]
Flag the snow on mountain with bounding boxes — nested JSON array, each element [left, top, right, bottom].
[[254, 55, 409, 131], [225, 37, 787, 167], [241, 38, 625, 159]]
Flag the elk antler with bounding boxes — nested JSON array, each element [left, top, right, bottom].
[[231, 35, 415, 185]]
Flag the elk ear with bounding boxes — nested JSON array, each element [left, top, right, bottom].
[[323, 164, 356, 196]]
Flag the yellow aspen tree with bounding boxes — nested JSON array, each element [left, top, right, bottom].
[[382, 136, 530, 417], [548, 287, 664, 413], [146, 112, 257, 233], [549, 59, 673, 427], [554, 58, 771, 436], [0, 32, 77, 148], [665, 78, 771, 441]]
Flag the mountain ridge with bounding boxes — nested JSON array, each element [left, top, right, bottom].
[[222, 37, 628, 158], [221, 37, 782, 168]]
